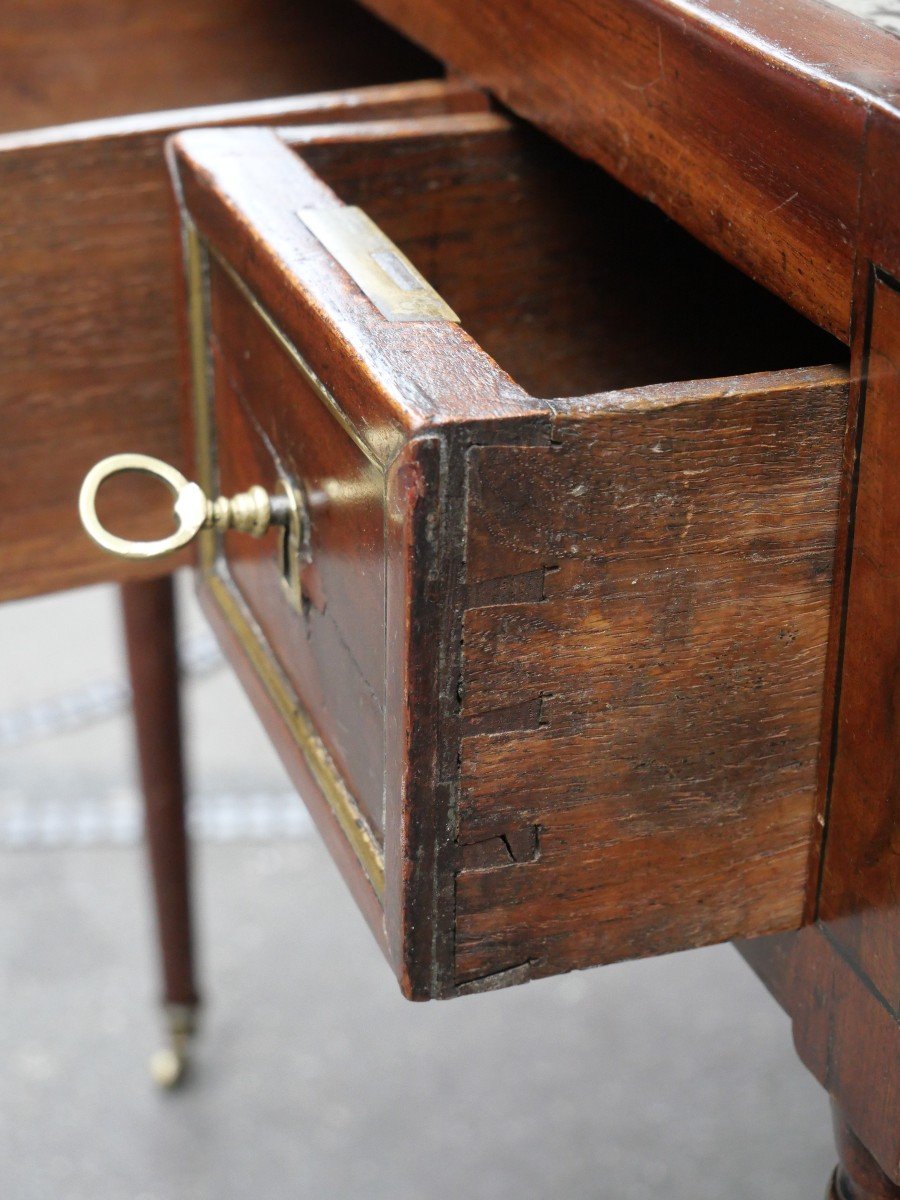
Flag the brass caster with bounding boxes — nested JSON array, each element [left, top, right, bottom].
[[149, 1002, 197, 1090]]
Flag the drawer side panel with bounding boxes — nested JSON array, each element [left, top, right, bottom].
[[456, 369, 847, 988]]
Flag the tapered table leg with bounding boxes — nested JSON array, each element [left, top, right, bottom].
[[120, 575, 199, 1086], [828, 1105, 900, 1200]]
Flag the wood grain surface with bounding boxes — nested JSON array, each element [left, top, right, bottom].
[[817, 111, 900, 1016], [360, 0, 900, 341], [830, 1104, 900, 1200], [7, 0, 896, 1175], [0, 0, 434, 132], [171, 117, 548, 461], [819, 273, 900, 1010], [170, 115, 548, 974], [739, 105, 899, 1188], [455, 370, 847, 987], [299, 120, 842, 399], [741, 927, 900, 1185]]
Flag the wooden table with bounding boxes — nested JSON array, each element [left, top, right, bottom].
[[2, 1, 897, 1193]]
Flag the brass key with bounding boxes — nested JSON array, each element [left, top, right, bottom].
[[78, 452, 295, 560]]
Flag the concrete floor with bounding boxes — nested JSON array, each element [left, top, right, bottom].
[[0, 579, 835, 1199]]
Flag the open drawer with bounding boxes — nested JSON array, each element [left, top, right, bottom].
[[166, 111, 848, 999]]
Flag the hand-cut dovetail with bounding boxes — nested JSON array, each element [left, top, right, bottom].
[[461, 697, 543, 736], [467, 567, 546, 607], [458, 825, 541, 870]]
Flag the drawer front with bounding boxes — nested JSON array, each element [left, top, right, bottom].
[[209, 255, 387, 842], [184, 226, 389, 931], [171, 113, 849, 998]]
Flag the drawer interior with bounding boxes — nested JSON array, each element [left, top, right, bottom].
[[298, 120, 846, 398]]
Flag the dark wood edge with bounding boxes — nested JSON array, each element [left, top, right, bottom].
[[170, 118, 851, 452], [812, 108, 900, 916], [645, 0, 900, 100], [737, 106, 900, 1190], [275, 110, 506, 147], [555, 363, 850, 418], [384, 435, 450, 998]]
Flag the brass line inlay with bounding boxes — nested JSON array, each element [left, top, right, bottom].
[[185, 221, 216, 576], [184, 220, 386, 899], [206, 571, 385, 895]]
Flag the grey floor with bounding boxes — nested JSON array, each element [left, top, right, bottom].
[[1, 577, 835, 1199]]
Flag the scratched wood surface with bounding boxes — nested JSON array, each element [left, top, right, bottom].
[[170, 116, 550, 970], [0, 80, 485, 603], [360, 0, 900, 342], [454, 371, 847, 987], [6, 0, 895, 1180]]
